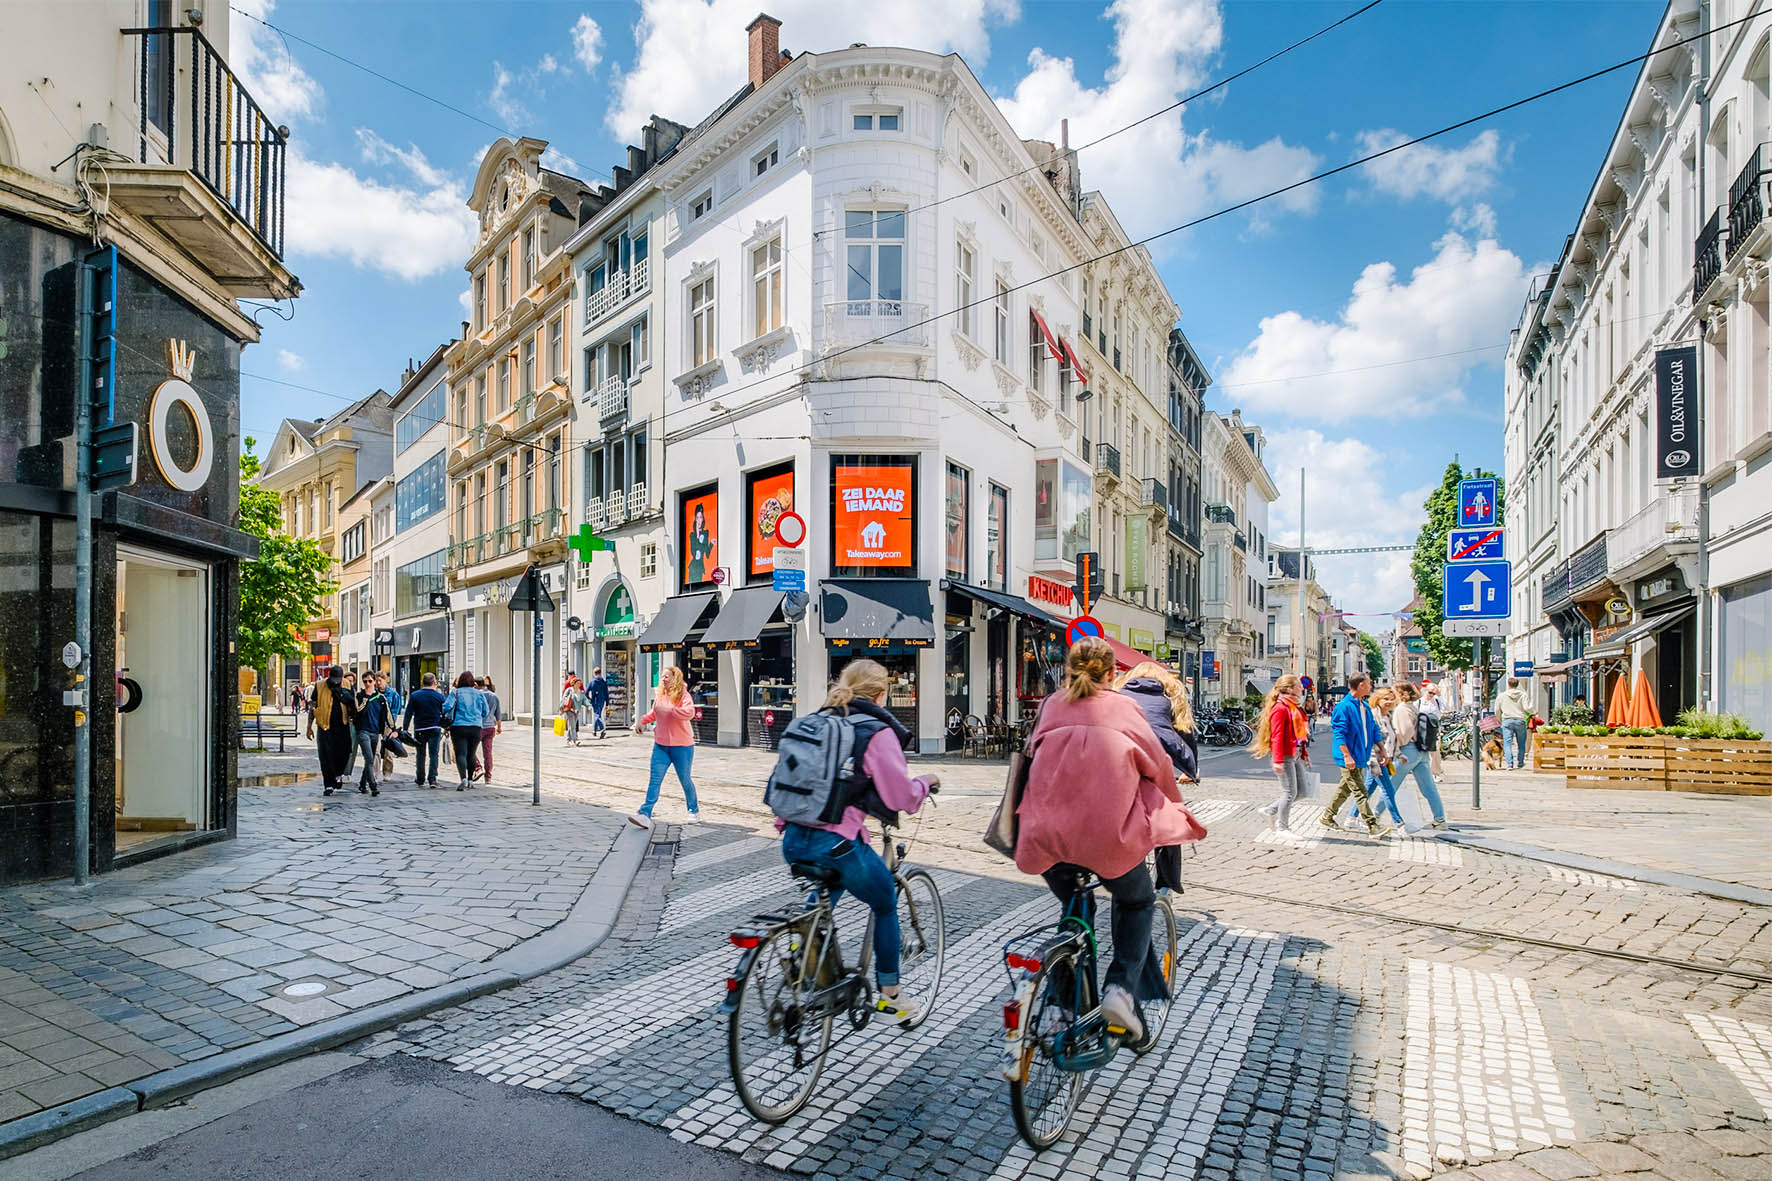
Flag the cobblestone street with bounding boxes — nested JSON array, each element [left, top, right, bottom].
[[331, 733, 1772, 1180]]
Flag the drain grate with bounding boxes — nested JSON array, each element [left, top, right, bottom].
[[649, 841, 678, 858]]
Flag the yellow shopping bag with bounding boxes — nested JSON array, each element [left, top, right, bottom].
[[553, 716, 566, 737]]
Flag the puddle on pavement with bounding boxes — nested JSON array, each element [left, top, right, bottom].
[[241, 772, 320, 787]]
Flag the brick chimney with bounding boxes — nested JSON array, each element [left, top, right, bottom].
[[747, 13, 783, 91]]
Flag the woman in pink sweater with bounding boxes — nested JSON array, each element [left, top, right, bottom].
[[631, 666, 700, 828], [1016, 637, 1206, 1049]]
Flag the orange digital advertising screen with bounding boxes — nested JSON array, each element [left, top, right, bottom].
[[682, 486, 719, 586], [747, 465, 795, 579], [833, 459, 914, 572]]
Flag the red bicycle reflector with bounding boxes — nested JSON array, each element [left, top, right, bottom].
[[730, 934, 762, 949], [725, 976, 740, 992], [1005, 953, 1042, 973], [1002, 1001, 1020, 1031]]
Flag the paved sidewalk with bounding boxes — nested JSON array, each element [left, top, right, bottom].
[[0, 775, 622, 1131]]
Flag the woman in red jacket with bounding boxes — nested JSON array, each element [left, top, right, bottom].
[[1250, 674, 1309, 833], [1016, 638, 1206, 1049]]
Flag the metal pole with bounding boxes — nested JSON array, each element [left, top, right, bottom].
[[532, 612, 542, 806], [1472, 637, 1483, 811], [1296, 467, 1306, 679], [1697, 0, 1715, 714], [72, 265, 94, 886]]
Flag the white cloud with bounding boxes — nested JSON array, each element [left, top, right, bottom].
[[488, 62, 526, 126], [276, 348, 305, 371], [285, 136, 475, 281], [1217, 223, 1529, 422], [1356, 128, 1505, 203], [996, 0, 1320, 239], [571, 15, 605, 72], [606, 0, 1019, 141], [541, 147, 585, 176], [230, 0, 323, 121]]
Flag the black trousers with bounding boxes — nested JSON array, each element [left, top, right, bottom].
[[449, 725, 483, 781], [1041, 860, 1167, 1004], [315, 725, 352, 787]]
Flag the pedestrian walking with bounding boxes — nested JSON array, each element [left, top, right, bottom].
[[442, 672, 494, 791], [1251, 674, 1310, 833], [1318, 673, 1389, 837], [1115, 660, 1198, 891], [406, 672, 447, 788], [1420, 681, 1446, 777], [476, 677, 502, 783], [560, 674, 584, 746], [378, 674, 404, 778], [306, 666, 356, 797], [630, 666, 700, 828], [355, 680, 390, 797], [1361, 688, 1406, 830], [588, 667, 610, 739], [1390, 682, 1449, 830], [1494, 679, 1532, 770]]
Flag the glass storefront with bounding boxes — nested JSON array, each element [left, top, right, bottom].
[[1721, 574, 1772, 735], [745, 629, 796, 750], [944, 615, 970, 751], [829, 648, 918, 748], [681, 642, 720, 745]]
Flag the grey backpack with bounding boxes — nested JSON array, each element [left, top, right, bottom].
[[765, 710, 863, 826]]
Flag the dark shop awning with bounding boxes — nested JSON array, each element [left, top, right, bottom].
[[1583, 604, 1695, 662], [943, 580, 1064, 630], [700, 586, 785, 649], [636, 591, 720, 652], [820, 579, 936, 646]]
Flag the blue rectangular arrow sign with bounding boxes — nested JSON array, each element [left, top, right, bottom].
[[1457, 478, 1498, 527], [1447, 527, 1504, 563], [1441, 559, 1510, 620]]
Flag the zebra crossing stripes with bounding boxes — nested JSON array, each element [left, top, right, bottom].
[[674, 835, 777, 875], [1253, 827, 1324, 850], [1543, 864, 1641, 891], [1389, 838, 1465, 867], [1687, 1012, 1772, 1118], [1185, 798, 1244, 826]]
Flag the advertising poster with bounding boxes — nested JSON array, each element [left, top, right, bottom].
[[746, 465, 795, 579], [682, 485, 719, 586], [945, 463, 968, 579], [834, 459, 915, 573]]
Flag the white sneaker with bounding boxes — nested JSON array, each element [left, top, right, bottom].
[[1257, 801, 1278, 817], [627, 812, 654, 829], [682, 811, 702, 825], [1101, 985, 1144, 1045]]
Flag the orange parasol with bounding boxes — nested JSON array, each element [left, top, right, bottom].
[[1604, 674, 1631, 728], [1628, 668, 1662, 728]]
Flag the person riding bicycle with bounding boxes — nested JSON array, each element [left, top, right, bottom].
[[775, 660, 938, 1024], [1114, 660, 1198, 892], [1015, 638, 1206, 1048]]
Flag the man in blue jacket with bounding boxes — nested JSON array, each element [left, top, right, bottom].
[[588, 667, 611, 739], [1319, 672, 1388, 836]]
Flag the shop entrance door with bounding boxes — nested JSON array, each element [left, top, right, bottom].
[[115, 547, 211, 851]]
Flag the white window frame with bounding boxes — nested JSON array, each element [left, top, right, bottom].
[[997, 195, 1013, 225], [548, 316, 563, 382], [750, 236, 784, 338], [954, 241, 976, 338], [852, 106, 903, 132], [993, 279, 1010, 365], [691, 190, 714, 221], [843, 208, 906, 308], [1029, 313, 1046, 395], [641, 543, 658, 579], [959, 147, 976, 180], [689, 276, 717, 366], [753, 142, 780, 177], [630, 314, 650, 372]]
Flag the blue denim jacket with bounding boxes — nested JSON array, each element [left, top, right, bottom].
[[1331, 695, 1380, 768]]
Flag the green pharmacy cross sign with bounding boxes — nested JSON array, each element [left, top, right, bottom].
[[568, 522, 613, 563]]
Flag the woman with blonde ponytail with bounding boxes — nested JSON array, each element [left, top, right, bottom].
[[631, 665, 701, 828], [774, 659, 938, 1024], [1251, 675, 1309, 833], [1016, 638, 1206, 1049]]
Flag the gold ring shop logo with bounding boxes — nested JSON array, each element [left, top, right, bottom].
[[149, 339, 214, 493]]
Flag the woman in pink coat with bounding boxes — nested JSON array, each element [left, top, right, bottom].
[[1016, 637, 1207, 1048]]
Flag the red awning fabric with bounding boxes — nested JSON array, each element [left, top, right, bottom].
[[1031, 310, 1064, 362], [1062, 337, 1089, 385], [1104, 635, 1148, 671]]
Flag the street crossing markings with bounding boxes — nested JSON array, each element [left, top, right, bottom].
[[1543, 865, 1640, 891], [1184, 798, 1243, 826], [1253, 827, 1324, 850], [1388, 838, 1465, 867], [985, 923, 1285, 1179], [1402, 960, 1574, 1170], [674, 836, 778, 876], [662, 895, 1059, 1164], [661, 865, 973, 936], [1686, 1013, 1772, 1118]]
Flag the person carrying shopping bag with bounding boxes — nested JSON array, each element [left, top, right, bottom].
[[1251, 674, 1310, 834]]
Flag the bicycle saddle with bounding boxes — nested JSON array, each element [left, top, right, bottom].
[[789, 862, 843, 887]]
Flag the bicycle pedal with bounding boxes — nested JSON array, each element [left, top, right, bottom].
[[1105, 1024, 1129, 1036]]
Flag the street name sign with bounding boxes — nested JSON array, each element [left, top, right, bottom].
[[1447, 527, 1504, 563], [1457, 478, 1498, 527]]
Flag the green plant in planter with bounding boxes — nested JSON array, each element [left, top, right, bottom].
[[1674, 708, 1764, 740], [1550, 704, 1597, 727]]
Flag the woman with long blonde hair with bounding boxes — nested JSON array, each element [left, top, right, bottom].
[[631, 665, 700, 828], [1114, 661, 1197, 891], [1250, 674, 1310, 832], [774, 660, 938, 1023]]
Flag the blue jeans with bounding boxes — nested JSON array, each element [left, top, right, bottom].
[[592, 702, 606, 736], [641, 743, 699, 816], [1502, 719, 1528, 769], [1363, 765, 1403, 825], [781, 824, 901, 987], [1393, 743, 1446, 822], [414, 728, 443, 784], [356, 730, 381, 789]]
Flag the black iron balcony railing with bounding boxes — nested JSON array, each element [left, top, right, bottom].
[[1139, 477, 1167, 512], [1728, 143, 1770, 260], [1541, 532, 1610, 613], [1694, 209, 1724, 301], [1205, 503, 1236, 526], [1095, 442, 1121, 480], [123, 25, 288, 258]]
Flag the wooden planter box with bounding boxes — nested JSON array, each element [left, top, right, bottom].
[[1533, 731, 1567, 773], [1564, 735, 1668, 790], [1663, 738, 1772, 796]]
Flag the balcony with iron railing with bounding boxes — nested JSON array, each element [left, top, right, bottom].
[[1233, 531, 1247, 552], [1094, 442, 1121, 482], [1694, 209, 1725, 301], [1139, 477, 1168, 516], [445, 508, 564, 571], [585, 258, 650, 325], [1729, 143, 1771, 261], [1205, 503, 1236, 527], [1542, 532, 1610, 612], [117, 25, 294, 296], [823, 300, 931, 352], [1608, 486, 1700, 579], [597, 375, 631, 427]]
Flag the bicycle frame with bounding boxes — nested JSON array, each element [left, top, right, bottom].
[[1000, 881, 1121, 1080]]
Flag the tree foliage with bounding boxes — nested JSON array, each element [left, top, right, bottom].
[[1409, 460, 1505, 672], [237, 439, 336, 676], [1358, 632, 1385, 682]]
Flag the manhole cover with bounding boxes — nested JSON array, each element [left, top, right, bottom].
[[274, 978, 339, 999]]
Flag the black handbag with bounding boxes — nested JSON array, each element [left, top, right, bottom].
[[380, 733, 408, 758]]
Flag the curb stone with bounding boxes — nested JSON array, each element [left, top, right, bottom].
[[1434, 830, 1772, 906], [0, 821, 653, 1162]]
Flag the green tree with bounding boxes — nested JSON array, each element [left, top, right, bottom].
[[1358, 632, 1385, 682], [1410, 460, 1505, 671], [237, 439, 336, 678]]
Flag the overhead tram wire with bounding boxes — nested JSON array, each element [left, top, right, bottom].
[[645, 8, 1763, 436]]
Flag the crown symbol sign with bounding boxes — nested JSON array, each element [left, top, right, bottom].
[[167, 339, 197, 381]]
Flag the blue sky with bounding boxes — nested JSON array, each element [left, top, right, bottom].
[[232, 0, 1663, 617]]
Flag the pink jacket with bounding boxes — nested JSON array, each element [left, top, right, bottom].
[[1014, 690, 1208, 879], [640, 693, 697, 747]]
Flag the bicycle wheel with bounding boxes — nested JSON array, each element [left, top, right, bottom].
[[1010, 950, 1086, 1151], [729, 925, 833, 1123], [1139, 893, 1179, 1049], [894, 869, 945, 1030]]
